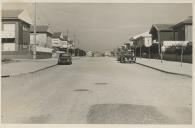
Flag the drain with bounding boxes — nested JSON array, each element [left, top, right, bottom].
[[73, 89, 89, 92], [95, 82, 108, 85]]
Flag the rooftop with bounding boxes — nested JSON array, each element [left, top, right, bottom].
[[172, 16, 192, 28], [52, 32, 62, 38], [151, 24, 174, 31], [2, 9, 23, 19], [2, 9, 32, 24], [30, 25, 53, 34]]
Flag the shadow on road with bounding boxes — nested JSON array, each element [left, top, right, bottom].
[[87, 104, 191, 124]]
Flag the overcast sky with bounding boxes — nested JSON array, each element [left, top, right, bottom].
[[2, 3, 192, 52]]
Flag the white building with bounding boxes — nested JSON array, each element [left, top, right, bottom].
[[51, 32, 63, 50], [86, 50, 94, 57], [30, 25, 53, 48], [131, 31, 152, 47]]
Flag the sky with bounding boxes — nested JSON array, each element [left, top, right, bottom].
[[2, 3, 192, 52]]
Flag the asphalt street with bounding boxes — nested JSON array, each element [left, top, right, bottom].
[[1, 57, 192, 124]]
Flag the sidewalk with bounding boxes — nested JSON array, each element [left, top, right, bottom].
[[136, 58, 192, 77], [1, 58, 58, 77]]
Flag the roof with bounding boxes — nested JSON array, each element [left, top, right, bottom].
[[52, 32, 62, 38], [2, 9, 23, 19], [131, 31, 151, 40], [68, 40, 73, 44], [2, 9, 32, 25], [30, 25, 53, 34], [62, 35, 68, 41], [172, 16, 192, 28], [151, 24, 174, 31]]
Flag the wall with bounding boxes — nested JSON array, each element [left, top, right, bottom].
[[1, 23, 15, 38], [18, 20, 30, 51], [30, 33, 47, 47], [46, 36, 52, 48], [2, 51, 52, 59], [144, 37, 152, 47], [185, 25, 192, 41], [159, 31, 174, 43], [2, 43, 15, 51]]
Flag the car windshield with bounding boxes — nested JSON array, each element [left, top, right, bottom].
[[60, 54, 69, 57]]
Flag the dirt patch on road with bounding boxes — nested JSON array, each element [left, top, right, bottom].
[[87, 104, 174, 124], [23, 114, 51, 123], [95, 82, 108, 85], [73, 89, 90, 92]]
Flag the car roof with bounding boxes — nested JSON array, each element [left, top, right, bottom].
[[60, 53, 70, 56]]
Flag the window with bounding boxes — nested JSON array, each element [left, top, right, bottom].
[[23, 25, 28, 31], [3, 24, 15, 31], [2, 38, 15, 43]]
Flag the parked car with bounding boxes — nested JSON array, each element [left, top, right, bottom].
[[58, 53, 72, 65], [120, 50, 136, 63]]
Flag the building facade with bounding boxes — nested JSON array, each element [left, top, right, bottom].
[[1, 9, 32, 52], [52, 32, 63, 50], [171, 16, 192, 41], [149, 24, 175, 53], [30, 25, 53, 48]]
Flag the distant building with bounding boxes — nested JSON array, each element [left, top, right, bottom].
[[1, 9, 32, 52], [52, 32, 63, 51], [171, 16, 192, 41], [61, 35, 69, 49], [104, 51, 112, 56], [86, 50, 94, 57], [30, 25, 53, 48], [131, 31, 152, 48]]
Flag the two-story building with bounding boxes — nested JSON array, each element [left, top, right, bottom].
[[171, 16, 192, 42], [149, 24, 175, 53], [1, 9, 32, 52]]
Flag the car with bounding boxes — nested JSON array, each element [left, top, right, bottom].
[[119, 50, 136, 63], [58, 53, 72, 65]]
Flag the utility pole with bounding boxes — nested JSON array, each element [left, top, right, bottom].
[[181, 42, 184, 67], [33, 1, 37, 59], [78, 39, 80, 56], [73, 34, 76, 56], [67, 29, 69, 54]]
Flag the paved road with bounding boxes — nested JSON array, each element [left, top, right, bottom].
[[1, 57, 192, 124]]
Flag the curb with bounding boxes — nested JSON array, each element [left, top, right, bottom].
[[136, 62, 192, 78], [1, 64, 57, 78]]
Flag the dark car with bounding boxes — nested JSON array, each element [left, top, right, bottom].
[[58, 53, 72, 65]]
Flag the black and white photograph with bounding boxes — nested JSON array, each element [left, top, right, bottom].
[[1, 0, 193, 126]]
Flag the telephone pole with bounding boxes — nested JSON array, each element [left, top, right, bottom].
[[33, 1, 37, 59], [67, 29, 69, 54], [73, 34, 76, 56]]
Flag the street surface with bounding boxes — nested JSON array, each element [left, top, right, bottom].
[[1, 57, 192, 124]]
